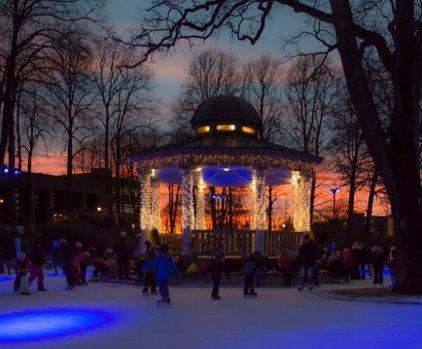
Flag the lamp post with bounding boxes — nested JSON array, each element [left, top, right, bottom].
[[330, 187, 340, 220]]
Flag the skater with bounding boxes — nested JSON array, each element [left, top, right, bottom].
[[388, 246, 397, 291], [206, 251, 226, 300], [59, 239, 76, 290], [277, 249, 292, 286], [145, 244, 179, 306], [243, 254, 257, 298], [142, 241, 157, 295], [28, 242, 46, 291], [372, 245, 385, 285], [116, 231, 131, 281], [51, 239, 60, 275], [13, 252, 31, 295], [298, 234, 318, 291]]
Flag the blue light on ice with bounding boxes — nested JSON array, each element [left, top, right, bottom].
[[0, 308, 117, 343]]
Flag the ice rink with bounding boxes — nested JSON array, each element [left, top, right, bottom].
[[1, 274, 422, 349]]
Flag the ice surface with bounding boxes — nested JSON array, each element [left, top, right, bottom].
[[0, 274, 421, 349]]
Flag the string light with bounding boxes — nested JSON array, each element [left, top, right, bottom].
[[151, 180, 160, 230], [139, 173, 152, 231], [250, 170, 266, 230], [195, 174, 206, 230], [133, 153, 316, 174], [292, 171, 311, 232], [182, 169, 194, 231]]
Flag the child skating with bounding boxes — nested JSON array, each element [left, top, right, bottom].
[[145, 244, 179, 306], [13, 252, 31, 295], [142, 242, 157, 295], [206, 251, 226, 300], [243, 254, 257, 298]]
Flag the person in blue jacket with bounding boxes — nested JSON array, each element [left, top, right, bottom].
[[144, 243, 179, 305]]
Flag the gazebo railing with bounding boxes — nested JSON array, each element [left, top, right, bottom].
[[159, 230, 303, 257]]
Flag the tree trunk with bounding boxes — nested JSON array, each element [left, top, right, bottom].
[[0, 25, 18, 165], [15, 91, 22, 170], [66, 130, 74, 219], [26, 149, 35, 235], [363, 171, 378, 239], [346, 173, 357, 235]]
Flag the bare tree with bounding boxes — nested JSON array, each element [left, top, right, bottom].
[[19, 82, 50, 233], [91, 36, 125, 172], [284, 56, 335, 225], [169, 48, 240, 134], [46, 28, 95, 218], [0, 0, 103, 166], [109, 56, 156, 224], [329, 81, 370, 235], [240, 55, 283, 142]]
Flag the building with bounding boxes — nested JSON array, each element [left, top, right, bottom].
[[0, 168, 139, 233]]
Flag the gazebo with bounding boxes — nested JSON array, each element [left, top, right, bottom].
[[129, 95, 323, 256]]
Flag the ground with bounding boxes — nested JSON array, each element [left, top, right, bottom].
[[1, 274, 422, 349]]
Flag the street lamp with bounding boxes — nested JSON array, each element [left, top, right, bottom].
[[96, 206, 102, 213], [329, 187, 340, 220]]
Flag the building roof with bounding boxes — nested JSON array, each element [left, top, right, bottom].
[[129, 134, 323, 173], [191, 95, 262, 130]]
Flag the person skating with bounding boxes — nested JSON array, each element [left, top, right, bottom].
[[13, 252, 31, 295], [51, 239, 60, 275], [388, 246, 397, 292], [59, 239, 76, 290], [142, 241, 157, 295], [298, 234, 318, 291], [206, 251, 226, 300], [372, 245, 386, 285], [116, 231, 131, 281], [277, 249, 292, 287], [28, 241, 46, 291], [145, 244, 179, 306], [243, 254, 257, 298]]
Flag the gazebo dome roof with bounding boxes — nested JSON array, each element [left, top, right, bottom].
[[191, 95, 262, 131]]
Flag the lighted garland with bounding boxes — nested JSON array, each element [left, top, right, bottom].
[[292, 171, 311, 232], [134, 153, 316, 174], [254, 170, 266, 230], [151, 180, 161, 231], [194, 173, 206, 230], [139, 173, 152, 231], [182, 169, 194, 232]]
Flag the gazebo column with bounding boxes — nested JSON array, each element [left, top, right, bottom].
[[182, 168, 194, 256], [151, 179, 161, 231], [194, 171, 206, 230], [292, 171, 311, 232], [139, 171, 152, 252], [252, 169, 266, 252]]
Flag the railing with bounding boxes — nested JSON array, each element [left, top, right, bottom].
[[159, 230, 303, 257]]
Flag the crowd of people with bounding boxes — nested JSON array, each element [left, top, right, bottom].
[[4, 231, 396, 305]]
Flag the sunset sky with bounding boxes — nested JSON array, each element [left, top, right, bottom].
[[29, 1, 388, 217]]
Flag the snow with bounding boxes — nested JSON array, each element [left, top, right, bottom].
[[1, 274, 422, 349]]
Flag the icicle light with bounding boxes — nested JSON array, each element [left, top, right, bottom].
[[139, 173, 152, 230], [292, 171, 311, 232], [195, 175, 206, 230]]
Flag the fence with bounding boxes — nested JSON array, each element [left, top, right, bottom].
[[159, 230, 303, 257]]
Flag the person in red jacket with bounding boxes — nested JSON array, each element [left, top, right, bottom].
[[28, 242, 46, 291], [277, 249, 293, 286], [13, 252, 31, 295]]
